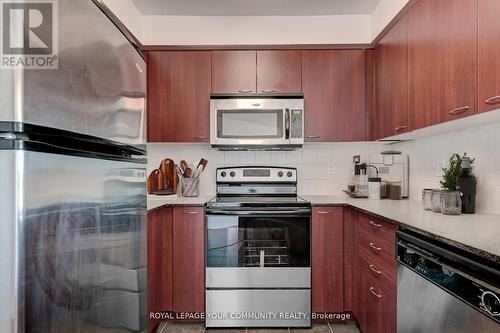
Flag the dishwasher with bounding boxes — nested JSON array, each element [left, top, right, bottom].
[[397, 229, 500, 333]]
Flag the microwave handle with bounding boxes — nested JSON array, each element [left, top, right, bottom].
[[285, 108, 290, 140]]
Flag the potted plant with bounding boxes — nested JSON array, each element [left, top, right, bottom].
[[440, 153, 462, 215]]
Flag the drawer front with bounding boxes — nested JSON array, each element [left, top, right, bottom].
[[358, 213, 396, 246], [358, 228, 396, 271], [359, 272, 396, 333], [358, 253, 396, 299]]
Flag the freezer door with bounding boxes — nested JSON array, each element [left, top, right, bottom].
[[0, 150, 147, 333], [0, 0, 146, 146]]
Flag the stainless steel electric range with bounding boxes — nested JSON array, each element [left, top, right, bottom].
[[205, 166, 311, 328]]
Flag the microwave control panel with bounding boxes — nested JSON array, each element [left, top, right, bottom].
[[290, 109, 303, 138]]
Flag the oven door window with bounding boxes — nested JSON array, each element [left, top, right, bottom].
[[206, 215, 310, 268], [216, 109, 284, 138]]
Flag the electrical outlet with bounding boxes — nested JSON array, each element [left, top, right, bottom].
[[328, 162, 336, 175]]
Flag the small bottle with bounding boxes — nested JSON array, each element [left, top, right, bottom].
[[457, 157, 476, 214]]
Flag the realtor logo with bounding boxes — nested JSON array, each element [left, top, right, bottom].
[[1, 0, 58, 68]]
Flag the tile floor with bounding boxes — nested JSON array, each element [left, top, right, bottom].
[[156, 323, 360, 333]]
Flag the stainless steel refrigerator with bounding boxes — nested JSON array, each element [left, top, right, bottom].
[[0, 0, 147, 332]]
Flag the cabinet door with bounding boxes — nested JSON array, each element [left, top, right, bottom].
[[374, 16, 409, 139], [312, 207, 344, 314], [478, 0, 500, 113], [343, 208, 358, 314], [212, 51, 257, 93], [409, 0, 477, 129], [147, 208, 173, 330], [147, 51, 211, 142], [173, 207, 205, 314], [302, 50, 366, 142], [358, 273, 396, 333], [257, 50, 302, 93]]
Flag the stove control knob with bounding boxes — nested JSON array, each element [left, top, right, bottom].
[[278, 171, 284, 177], [220, 171, 227, 177], [481, 291, 500, 317], [287, 171, 293, 177], [230, 171, 236, 177]]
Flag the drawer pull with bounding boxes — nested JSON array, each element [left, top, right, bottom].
[[184, 211, 199, 215], [369, 220, 382, 228], [369, 242, 382, 252], [485, 96, 500, 105], [306, 135, 321, 139], [448, 106, 470, 115], [318, 210, 333, 214], [369, 287, 382, 299], [369, 264, 382, 275], [394, 125, 407, 132]]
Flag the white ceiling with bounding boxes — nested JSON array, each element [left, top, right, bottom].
[[131, 0, 382, 16]]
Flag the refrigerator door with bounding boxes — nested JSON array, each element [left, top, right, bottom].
[[0, 148, 147, 333], [0, 0, 146, 147]]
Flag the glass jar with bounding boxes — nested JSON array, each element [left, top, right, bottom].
[[431, 190, 442, 213], [387, 180, 403, 200], [422, 189, 433, 210], [440, 190, 462, 215]]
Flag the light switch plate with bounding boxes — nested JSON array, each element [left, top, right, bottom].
[[328, 162, 336, 175]]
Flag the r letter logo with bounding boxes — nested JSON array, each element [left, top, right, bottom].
[[1, 0, 58, 69]]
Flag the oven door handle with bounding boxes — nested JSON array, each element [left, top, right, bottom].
[[285, 108, 290, 140], [206, 209, 311, 216]]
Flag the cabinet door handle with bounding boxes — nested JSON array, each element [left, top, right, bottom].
[[394, 125, 407, 132], [318, 210, 334, 214], [485, 96, 500, 105], [369, 264, 382, 275], [238, 89, 253, 93], [448, 106, 470, 115], [183, 211, 199, 215], [369, 242, 382, 252], [369, 287, 382, 299], [261, 89, 277, 93], [193, 136, 207, 140], [369, 220, 382, 228], [306, 135, 321, 139]]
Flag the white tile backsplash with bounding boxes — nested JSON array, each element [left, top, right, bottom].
[[147, 121, 500, 214]]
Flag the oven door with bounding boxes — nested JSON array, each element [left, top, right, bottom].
[[206, 211, 310, 288], [210, 98, 292, 148]]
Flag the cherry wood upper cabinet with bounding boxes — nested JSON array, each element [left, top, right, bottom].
[[172, 207, 205, 315], [374, 16, 409, 140], [147, 208, 173, 331], [302, 50, 366, 142], [408, 0, 477, 129], [478, 0, 500, 113], [147, 51, 211, 142], [312, 207, 344, 314], [212, 51, 257, 93], [256, 50, 302, 93]]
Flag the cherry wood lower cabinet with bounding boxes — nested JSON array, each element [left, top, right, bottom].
[[353, 213, 397, 333], [172, 207, 205, 315], [147, 206, 205, 330], [311, 207, 344, 316], [358, 272, 397, 333], [147, 208, 173, 331]]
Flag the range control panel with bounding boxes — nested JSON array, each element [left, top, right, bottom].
[[216, 166, 297, 183]]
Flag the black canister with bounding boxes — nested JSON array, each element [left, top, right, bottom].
[[457, 157, 476, 214]]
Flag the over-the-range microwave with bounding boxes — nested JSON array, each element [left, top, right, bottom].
[[210, 93, 304, 150]]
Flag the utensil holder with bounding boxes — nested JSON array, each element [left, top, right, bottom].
[[182, 178, 199, 197]]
